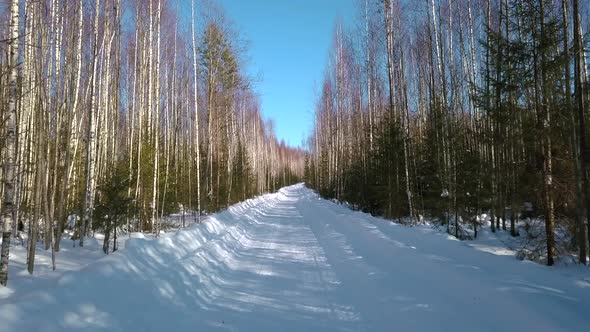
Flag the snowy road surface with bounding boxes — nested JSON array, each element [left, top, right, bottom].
[[1, 184, 589, 331]]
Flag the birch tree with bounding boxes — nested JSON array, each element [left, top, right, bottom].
[[0, 0, 20, 286]]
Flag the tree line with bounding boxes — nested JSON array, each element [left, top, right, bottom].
[[305, 0, 590, 266], [0, 0, 304, 286]]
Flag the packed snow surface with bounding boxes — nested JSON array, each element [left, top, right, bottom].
[[1, 184, 589, 331]]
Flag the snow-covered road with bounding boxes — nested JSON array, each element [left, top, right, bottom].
[[1, 184, 589, 331]]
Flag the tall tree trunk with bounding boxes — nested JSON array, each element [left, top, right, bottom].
[[537, 0, 555, 266], [151, 0, 162, 236], [81, 0, 101, 246], [191, 0, 202, 223], [0, 0, 20, 286], [562, 0, 586, 264], [573, 0, 589, 263], [485, 0, 496, 233]]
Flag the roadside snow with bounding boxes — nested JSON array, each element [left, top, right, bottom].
[[0, 184, 589, 331], [0, 230, 169, 301], [426, 215, 578, 264]]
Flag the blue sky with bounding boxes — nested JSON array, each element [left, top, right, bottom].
[[211, 0, 358, 147]]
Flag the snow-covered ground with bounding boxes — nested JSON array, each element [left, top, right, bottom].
[[1, 184, 589, 331], [427, 213, 577, 264], [0, 230, 174, 302]]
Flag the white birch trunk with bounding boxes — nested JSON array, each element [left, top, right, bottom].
[[0, 0, 20, 286], [81, 0, 101, 246]]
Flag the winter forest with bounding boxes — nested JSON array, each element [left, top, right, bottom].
[[0, 0, 305, 285], [306, 0, 590, 267], [0, 0, 590, 330]]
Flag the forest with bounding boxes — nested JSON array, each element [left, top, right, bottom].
[[0, 0, 589, 289], [0, 1, 590, 329], [0, 0, 304, 286], [305, 0, 590, 266]]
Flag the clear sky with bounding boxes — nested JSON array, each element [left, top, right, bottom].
[[212, 0, 358, 148]]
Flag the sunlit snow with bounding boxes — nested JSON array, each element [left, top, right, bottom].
[[1, 184, 589, 331]]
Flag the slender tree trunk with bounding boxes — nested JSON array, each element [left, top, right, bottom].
[[28, 127, 45, 275], [537, 0, 555, 266], [573, 0, 589, 263], [191, 0, 202, 223], [81, 0, 101, 247], [151, 0, 162, 236]]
